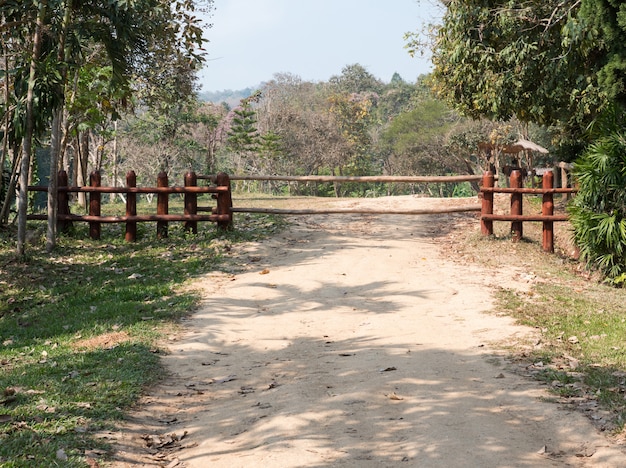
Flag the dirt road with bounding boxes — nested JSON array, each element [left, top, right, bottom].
[[110, 197, 626, 467]]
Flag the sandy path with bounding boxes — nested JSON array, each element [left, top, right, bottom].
[[110, 199, 626, 467]]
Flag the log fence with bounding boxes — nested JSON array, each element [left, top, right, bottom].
[[27, 170, 233, 241], [27, 170, 576, 253], [480, 169, 577, 253]]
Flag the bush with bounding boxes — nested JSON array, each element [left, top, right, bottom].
[[568, 133, 626, 285]]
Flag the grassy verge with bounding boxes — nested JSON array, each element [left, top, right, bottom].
[[456, 195, 626, 435], [0, 209, 285, 467]]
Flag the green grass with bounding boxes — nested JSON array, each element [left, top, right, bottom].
[[0, 208, 285, 467], [481, 232, 626, 432], [497, 280, 626, 424]]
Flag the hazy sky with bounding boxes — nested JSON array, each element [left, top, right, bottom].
[[197, 0, 442, 92]]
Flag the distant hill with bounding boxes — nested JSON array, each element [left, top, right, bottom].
[[198, 87, 258, 107]]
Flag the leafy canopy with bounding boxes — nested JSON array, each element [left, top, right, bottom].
[[410, 0, 626, 132]]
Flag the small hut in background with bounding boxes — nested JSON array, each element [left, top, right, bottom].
[[479, 138, 549, 186]]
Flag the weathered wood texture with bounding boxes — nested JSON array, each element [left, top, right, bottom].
[[479, 170, 572, 253], [27, 170, 232, 241]]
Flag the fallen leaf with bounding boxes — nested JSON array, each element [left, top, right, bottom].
[[142, 431, 188, 449], [387, 392, 403, 401], [259, 269, 270, 275], [158, 416, 178, 425], [211, 375, 237, 384], [56, 448, 68, 461], [127, 273, 143, 279], [575, 444, 596, 458], [252, 402, 272, 409], [0, 395, 16, 406]]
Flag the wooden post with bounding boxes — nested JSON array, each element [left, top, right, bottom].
[[215, 172, 233, 230], [125, 171, 137, 242], [184, 171, 198, 234], [510, 169, 523, 241], [542, 171, 555, 253], [480, 171, 494, 236], [157, 171, 168, 239], [89, 171, 101, 240], [57, 170, 72, 233]]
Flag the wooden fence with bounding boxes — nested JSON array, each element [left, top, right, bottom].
[[27, 170, 233, 241], [480, 170, 577, 253], [28, 171, 575, 250]]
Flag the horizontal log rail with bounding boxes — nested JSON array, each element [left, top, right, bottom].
[[27, 214, 230, 223], [196, 172, 484, 217], [27, 185, 229, 194], [198, 174, 486, 183], [481, 187, 577, 195], [231, 206, 481, 216], [481, 214, 569, 222]]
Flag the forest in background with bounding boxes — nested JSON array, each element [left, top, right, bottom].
[[46, 63, 555, 205]]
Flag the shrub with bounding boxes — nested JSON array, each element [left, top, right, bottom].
[[568, 133, 626, 285]]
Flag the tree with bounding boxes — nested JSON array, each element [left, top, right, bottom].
[[379, 99, 459, 179], [4, 0, 212, 254], [257, 74, 348, 187], [407, 1, 624, 133], [226, 93, 261, 174], [411, 1, 626, 281], [191, 102, 230, 174], [329, 63, 384, 95]]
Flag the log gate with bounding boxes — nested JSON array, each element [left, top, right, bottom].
[[480, 170, 577, 253]]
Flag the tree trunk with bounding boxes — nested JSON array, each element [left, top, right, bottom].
[[46, 0, 73, 252], [76, 131, 89, 210], [47, 109, 62, 252], [111, 120, 118, 203], [0, 38, 10, 215], [17, 0, 47, 256], [0, 146, 19, 224]]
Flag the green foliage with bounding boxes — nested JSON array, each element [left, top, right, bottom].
[[569, 132, 626, 284], [379, 99, 460, 176], [422, 0, 626, 136], [227, 101, 260, 154], [329, 63, 384, 95]]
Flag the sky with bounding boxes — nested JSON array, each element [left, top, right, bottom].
[[197, 0, 442, 92]]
